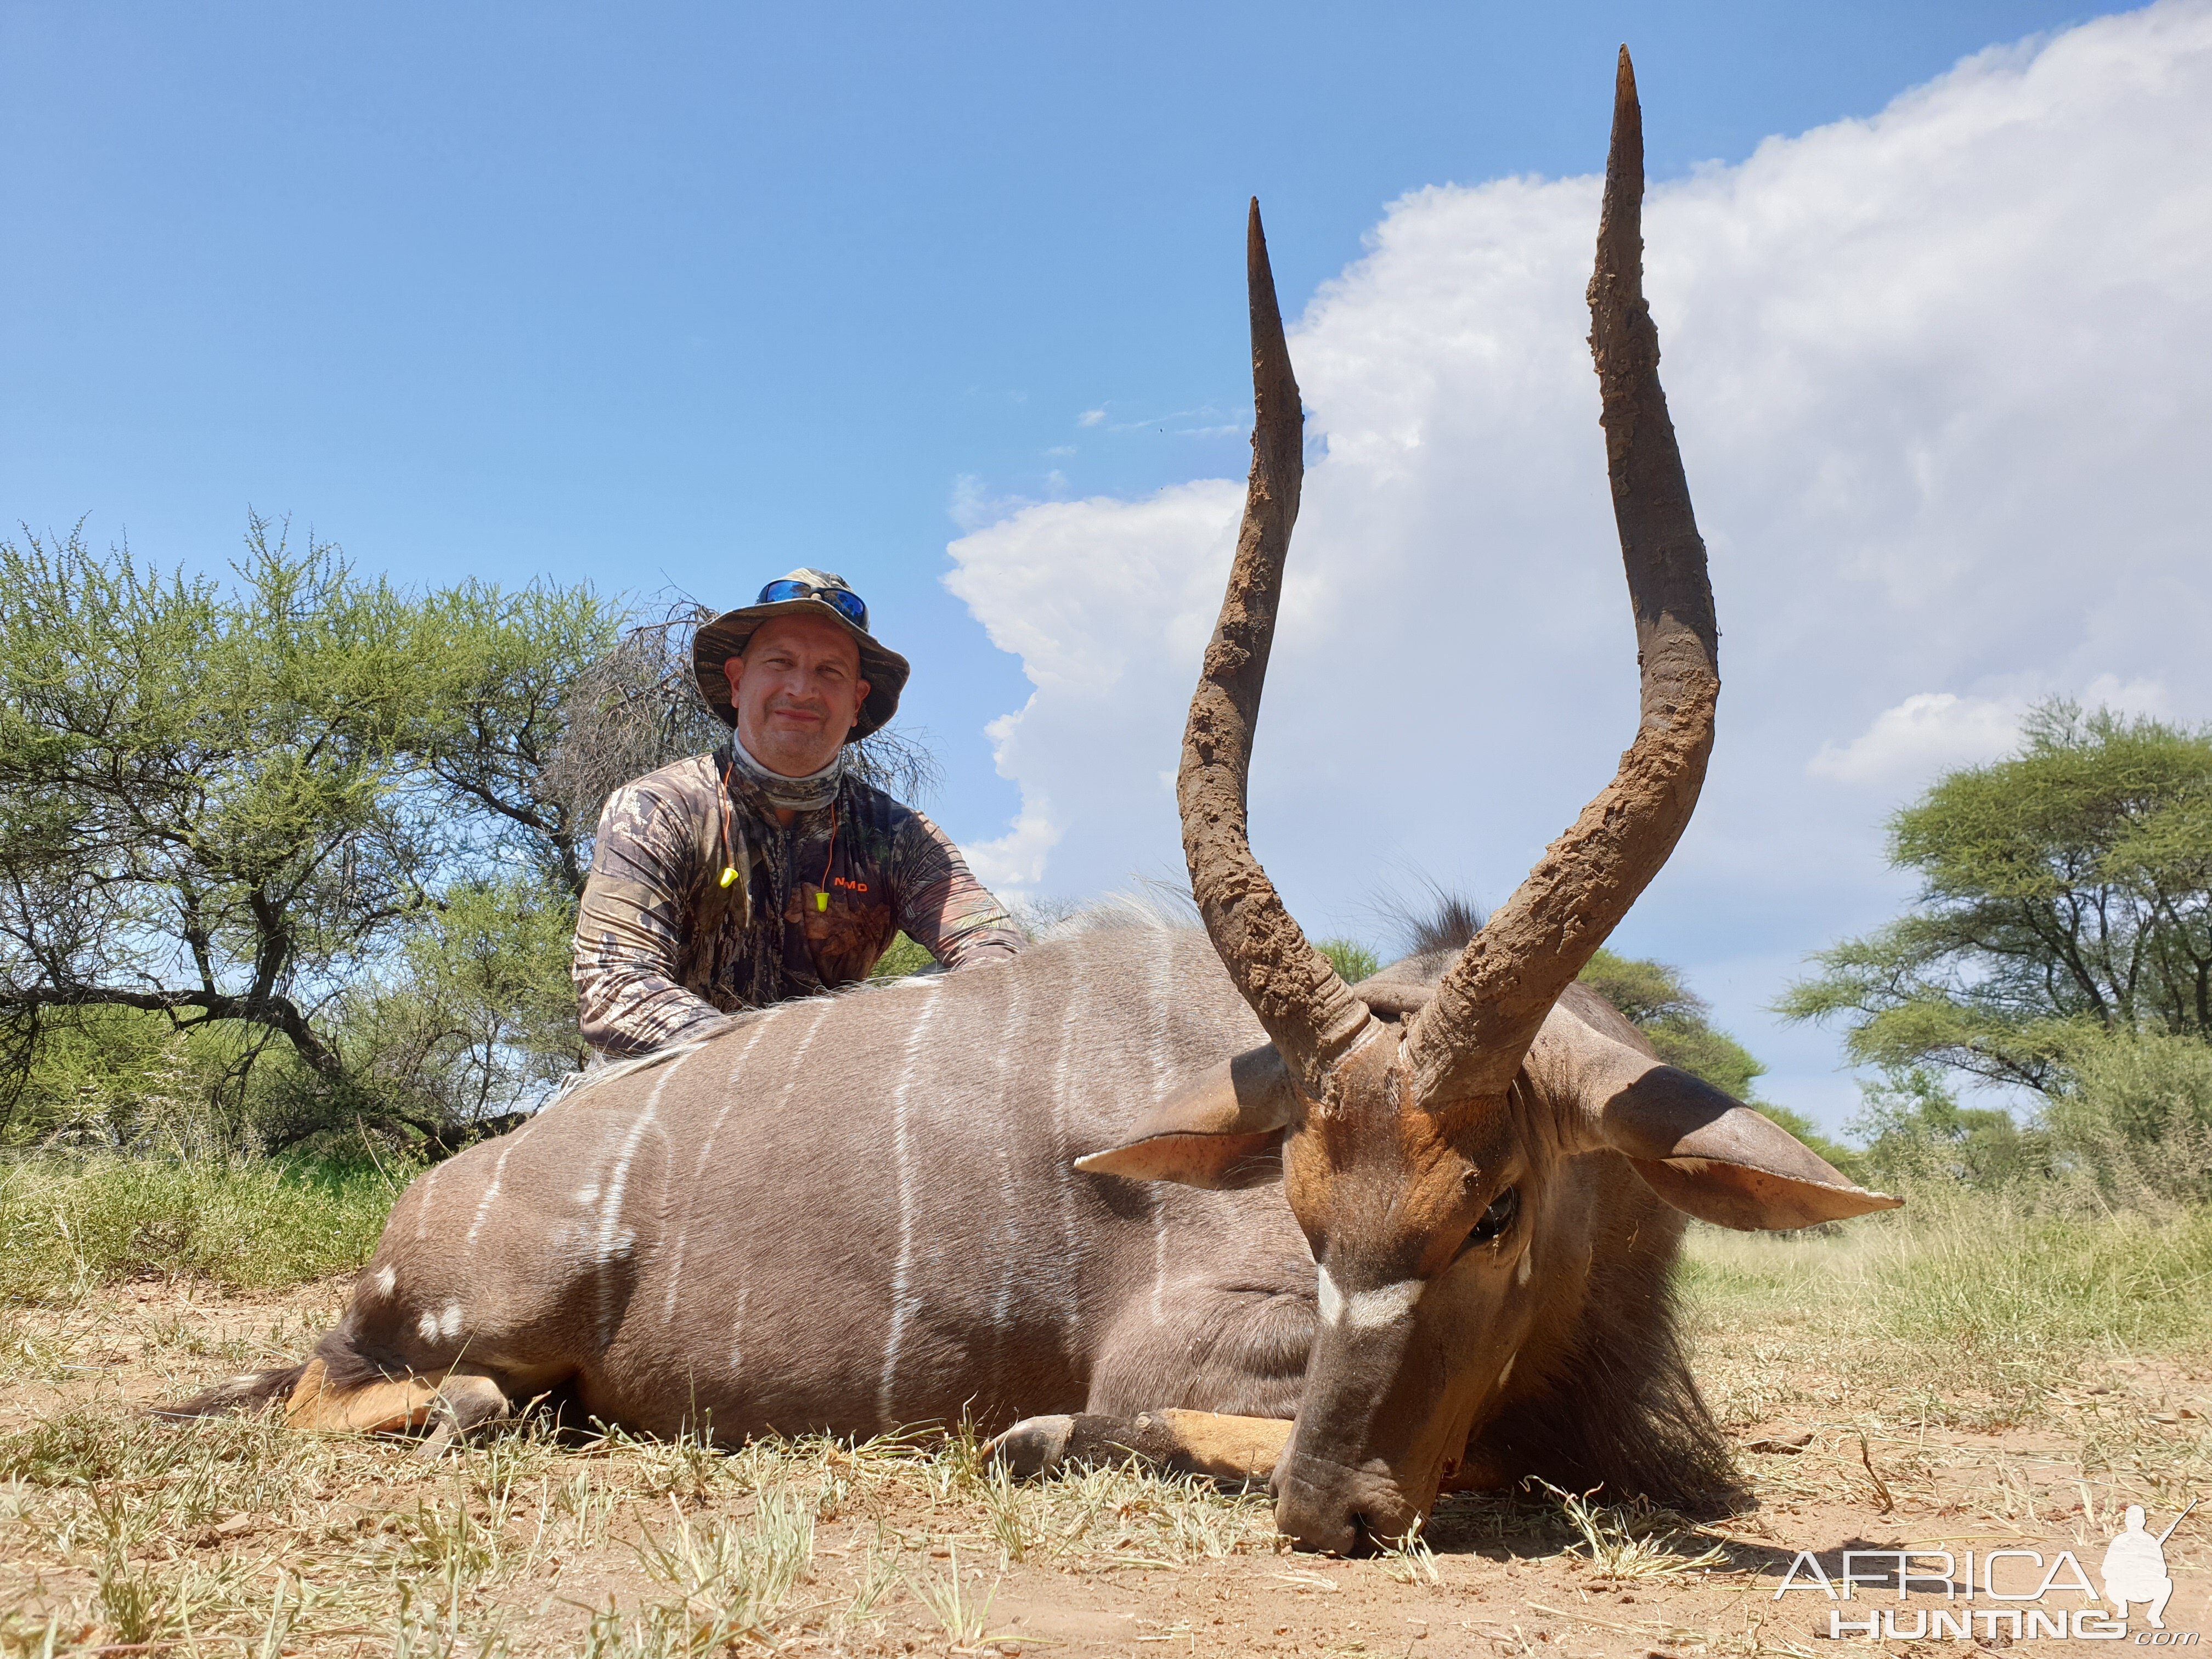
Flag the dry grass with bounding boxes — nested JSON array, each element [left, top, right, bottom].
[[1, 1184, 2209, 1654]]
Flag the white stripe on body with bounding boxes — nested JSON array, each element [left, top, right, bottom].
[[988, 965, 1026, 1334], [1047, 966, 1090, 1352], [1146, 936, 1174, 1326], [1316, 1265, 1424, 1329], [657, 1007, 788, 1323], [412, 1161, 447, 1242], [465, 1108, 548, 1252], [591, 1043, 704, 1347], [877, 981, 947, 1425]]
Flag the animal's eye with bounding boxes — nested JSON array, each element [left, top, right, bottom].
[[1469, 1187, 1520, 1246]]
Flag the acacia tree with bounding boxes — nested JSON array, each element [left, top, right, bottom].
[[0, 524, 422, 1087], [1779, 702, 2212, 1093], [0, 520, 619, 1144], [405, 581, 627, 898], [1576, 946, 1857, 1171]]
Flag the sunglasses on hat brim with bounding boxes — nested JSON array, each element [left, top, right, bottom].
[[757, 578, 868, 631]]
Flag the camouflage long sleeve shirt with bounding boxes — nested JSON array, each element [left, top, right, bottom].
[[573, 743, 1023, 1056]]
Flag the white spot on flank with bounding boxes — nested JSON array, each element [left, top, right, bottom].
[[728, 1285, 750, 1376], [372, 1265, 397, 1297], [439, 1303, 463, 1339], [878, 986, 947, 1424], [417, 1311, 441, 1343], [1316, 1266, 1424, 1329], [576, 1186, 600, 1205]]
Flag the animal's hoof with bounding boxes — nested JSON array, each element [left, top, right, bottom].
[[985, 1414, 1073, 1479]]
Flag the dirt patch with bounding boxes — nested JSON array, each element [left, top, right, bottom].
[[3, 1279, 2210, 1656]]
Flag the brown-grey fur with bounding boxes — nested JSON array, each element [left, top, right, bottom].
[[174, 909, 1733, 1506]]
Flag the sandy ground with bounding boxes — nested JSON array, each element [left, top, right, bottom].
[[3, 1277, 2210, 1656]]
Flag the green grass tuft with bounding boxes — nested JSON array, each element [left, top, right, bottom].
[[0, 1154, 398, 1299], [1680, 1182, 2212, 1394]]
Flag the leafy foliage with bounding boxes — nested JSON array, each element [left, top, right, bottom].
[[868, 932, 937, 980], [1578, 949, 1765, 1101], [0, 1152, 397, 1296], [1318, 939, 1381, 984], [1847, 1066, 2049, 1189], [1779, 702, 2212, 1091], [0, 521, 618, 1149], [2043, 1026, 2212, 1205], [0, 521, 433, 1095]]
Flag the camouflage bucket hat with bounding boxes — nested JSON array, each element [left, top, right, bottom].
[[692, 568, 912, 742]]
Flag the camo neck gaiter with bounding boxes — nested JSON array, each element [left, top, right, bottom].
[[726, 733, 844, 814]]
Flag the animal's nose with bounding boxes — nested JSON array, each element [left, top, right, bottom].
[[1270, 1454, 1417, 1556]]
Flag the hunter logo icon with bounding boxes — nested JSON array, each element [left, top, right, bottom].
[[2103, 1502, 2193, 1629]]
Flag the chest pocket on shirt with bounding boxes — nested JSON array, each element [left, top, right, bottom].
[[787, 881, 896, 985]]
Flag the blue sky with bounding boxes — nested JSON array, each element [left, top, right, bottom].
[[4, 0, 2109, 815], [10, 1, 2204, 1127]]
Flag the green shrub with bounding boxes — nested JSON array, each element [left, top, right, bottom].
[[869, 932, 937, 979], [1849, 1066, 2050, 1190], [1317, 939, 1380, 984], [0, 1154, 400, 1299], [2045, 1026, 2212, 1204]]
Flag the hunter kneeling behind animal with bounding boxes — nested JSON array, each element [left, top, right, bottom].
[[574, 571, 1021, 1056]]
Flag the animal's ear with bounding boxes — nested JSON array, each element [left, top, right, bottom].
[[1592, 1065, 1901, 1231], [1075, 1044, 1302, 1190]]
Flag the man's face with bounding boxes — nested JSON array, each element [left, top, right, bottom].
[[724, 614, 871, 777]]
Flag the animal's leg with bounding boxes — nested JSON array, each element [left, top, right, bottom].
[[993, 1275, 1313, 1481], [285, 1357, 446, 1435], [415, 1374, 513, 1462], [988, 1408, 1293, 1483], [283, 1356, 513, 1451]]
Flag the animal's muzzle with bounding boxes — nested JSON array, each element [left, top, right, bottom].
[[1269, 1451, 1420, 1556]]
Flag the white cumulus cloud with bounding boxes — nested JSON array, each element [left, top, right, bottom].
[[946, 2, 2212, 1124], [1808, 693, 2025, 787]]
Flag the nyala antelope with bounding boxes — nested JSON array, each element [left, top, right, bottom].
[[171, 53, 1896, 1555]]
